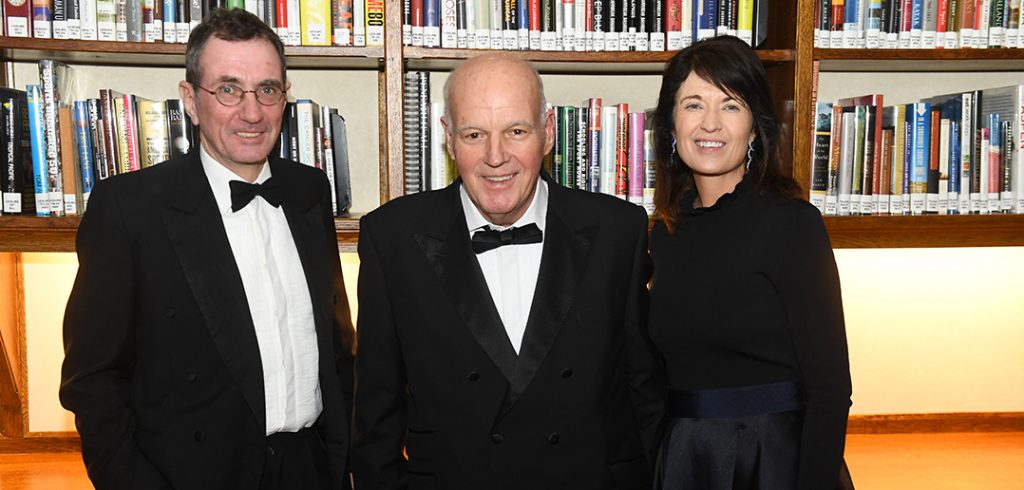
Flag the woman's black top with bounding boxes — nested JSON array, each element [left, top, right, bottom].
[[649, 176, 852, 489]]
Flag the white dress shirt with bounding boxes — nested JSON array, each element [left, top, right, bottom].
[[461, 179, 548, 354], [201, 148, 321, 435]]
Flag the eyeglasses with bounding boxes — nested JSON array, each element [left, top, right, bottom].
[[193, 83, 287, 106]]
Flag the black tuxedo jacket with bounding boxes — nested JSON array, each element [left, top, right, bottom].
[[353, 176, 665, 490], [59, 151, 355, 490]]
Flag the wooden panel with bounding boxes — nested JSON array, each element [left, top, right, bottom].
[[0, 216, 361, 253], [848, 412, 1024, 434], [815, 49, 1024, 71], [0, 38, 384, 69], [0, 434, 79, 453], [404, 47, 795, 74], [790, 0, 817, 195], [0, 254, 23, 437], [825, 214, 1024, 248], [383, 0, 406, 202]]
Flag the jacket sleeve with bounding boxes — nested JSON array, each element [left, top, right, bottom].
[[58, 181, 172, 490], [773, 204, 852, 490], [622, 205, 667, 467], [317, 173, 357, 490], [351, 216, 409, 489]]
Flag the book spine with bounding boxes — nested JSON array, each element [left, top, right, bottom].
[[642, 113, 655, 213], [614, 102, 628, 199], [300, 0, 332, 45], [441, 0, 457, 47], [575, 107, 587, 190], [73, 100, 94, 207], [627, 111, 643, 204], [909, 102, 929, 215], [811, 102, 833, 213], [4, 0, 33, 37], [32, 0, 53, 38], [599, 105, 617, 195], [333, 0, 354, 45], [38, 60, 64, 216], [587, 98, 602, 193], [58, 106, 80, 215], [363, 0, 383, 45], [26, 85, 50, 217]]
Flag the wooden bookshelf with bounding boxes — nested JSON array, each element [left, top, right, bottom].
[[0, 216, 361, 253]]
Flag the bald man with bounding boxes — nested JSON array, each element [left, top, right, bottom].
[[353, 54, 664, 490]]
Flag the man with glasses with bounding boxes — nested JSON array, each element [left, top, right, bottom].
[[60, 9, 355, 490]]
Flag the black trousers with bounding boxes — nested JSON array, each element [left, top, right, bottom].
[[260, 427, 334, 490]]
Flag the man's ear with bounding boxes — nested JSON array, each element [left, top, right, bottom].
[[179, 81, 198, 123], [441, 115, 455, 159]]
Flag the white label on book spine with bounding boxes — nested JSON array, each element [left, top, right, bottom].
[[411, 27, 424, 46], [177, 23, 190, 42], [959, 29, 974, 48], [68, 20, 81, 39], [3, 194, 21, 213], [636, 33, 648, 51], [594, 34, 604, 51], [308, 24, 328, 44], [541, 32, 556, 50], [98, 21, 116, 41], [889, 197, 903, 215], [1006, 29, 1020, 48], [35, 21, 52, 39], [6, 18, 29, 37], [424, 26, 441, 47], [878, 195, 890, 215], [519, 28, 529, 50], [649, 33, 665, 51], [824, 195, 838, 216], [667, 32, 682, 50], [529, 31, 541, 50], [64, 194, 78, 215], [457, 30, 469, 48], [335, 28, 352, 46], [53, 21, 69, 39], [476, 30, 490, 49], [502, 29, 517, 49], [605, 31, 618, 51], [490, 29, 502, 49]]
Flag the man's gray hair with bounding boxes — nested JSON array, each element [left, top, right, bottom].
[[441, 56, 549, 125]]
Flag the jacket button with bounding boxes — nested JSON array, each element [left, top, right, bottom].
[[332, 295, 338, 305], [267, 446, 276, 457], [560, 368, 573, 378], [186, 372, 198, 383], [165, 309, 175, 319], [491, 433, 504, 444], [467, 371, 480, 381], [194, 430, 205, 442], [547, 432, 560, 445]]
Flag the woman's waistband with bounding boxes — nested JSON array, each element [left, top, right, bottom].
[[667, 381, 804, 419]]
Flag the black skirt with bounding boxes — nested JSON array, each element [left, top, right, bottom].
[[655, 412, 857, 490], [655, 410, 803, 490]]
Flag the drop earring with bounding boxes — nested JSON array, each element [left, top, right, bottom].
[[745, 140, 754, 173]]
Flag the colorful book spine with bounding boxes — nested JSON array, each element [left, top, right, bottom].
[[5, 0, 33, 37], [909, 102, 930, 215], [587, 98, 602, 193], [300, 0, 332, 45], [627, 111, 643, 204], [32, 0, 53, 38], [366, 0, 385, 45], [614, 102, 628, 199], [642, 112, 655, 214], [599, 105, 617, 195], [73, 100, 94, 208], [26, 85, 50, 217]]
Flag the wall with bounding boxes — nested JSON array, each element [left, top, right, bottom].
[[16, 247, 1024, 432]]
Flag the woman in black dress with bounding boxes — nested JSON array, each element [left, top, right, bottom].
[[648, 36, 853, 490]]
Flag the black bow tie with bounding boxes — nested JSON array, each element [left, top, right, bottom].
[[229, 178, 283, 212], [471, 223, 543, 254]]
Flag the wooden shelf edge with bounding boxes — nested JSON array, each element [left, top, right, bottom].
[[0, 216, 360, 253], [825, 214, 1024, 248], [815, 47, 1024, 60], [847, 412, 1024, 434], [404, 47, 793, 72], [0, 37, 384, 68], [0, 433, 80, 453]]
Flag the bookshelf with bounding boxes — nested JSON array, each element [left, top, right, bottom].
[[0, 0, 1022, 444], [792, 2, 1024, 249]]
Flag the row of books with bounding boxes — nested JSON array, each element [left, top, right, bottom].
[[547, 101, 655, 212], [0, 60, 352, 217], [1, 0, 385, 46], [402, 0, 769, 50], [401, 72, 656, 213], [808, 86, 1024, 216], [814, 0, 1024, 49]]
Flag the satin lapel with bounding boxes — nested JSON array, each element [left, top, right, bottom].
[[499, 185, 599, 418], [414, 186, 519, 382], [271, 160, 336, 389], [159, 153, 265, 428]]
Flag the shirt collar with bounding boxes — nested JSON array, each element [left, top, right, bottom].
[[200, 145, 271, 215], [461, 177, 548, 234]]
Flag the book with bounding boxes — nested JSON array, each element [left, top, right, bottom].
[[5, 0, 33, 37], [837, 111, 856, 216], [402, 72, 421, 194], [26, 84, 50, 216], [38, 59, 68, 216], [366, 0, 385, 45], [587, 98, 602, 193], [301, 0, 331, 45], [136, 97, 170, 168], [627, 111, 644, 204], [72, 100, 95, 209], [1, 88, 35, 214], [908, 101, 930, 215], [329, 112, 353, 215], [58, 106, 81, 215], [810, 101, 833, 213], [32, 0, 53, 38], [599, 105, 617, 196]]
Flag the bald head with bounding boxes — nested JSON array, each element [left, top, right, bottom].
[[442, 54, 548, 125]]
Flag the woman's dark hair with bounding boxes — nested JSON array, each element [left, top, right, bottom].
[[652, 35, 801, 232], [185, 8, 287, 87]]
